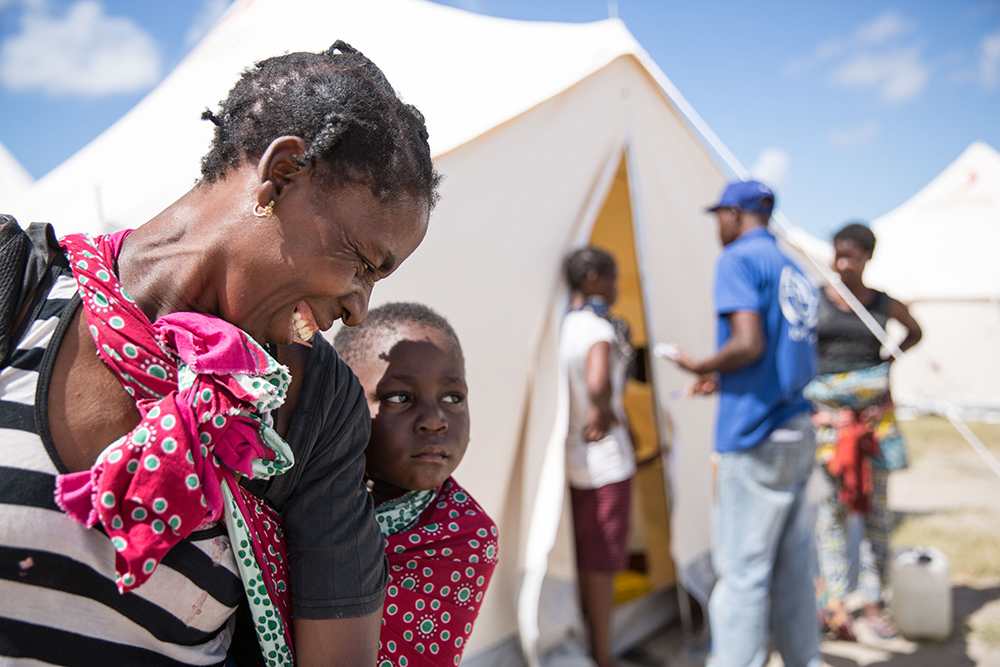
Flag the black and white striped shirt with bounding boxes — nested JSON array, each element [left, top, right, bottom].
[[0, 260, 242, 666]]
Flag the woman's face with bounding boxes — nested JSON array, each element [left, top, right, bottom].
[[832, 240, 870, 286], [583, 267, 618, 306], [233, 181, 429, 345]]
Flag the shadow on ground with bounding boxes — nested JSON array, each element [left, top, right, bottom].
[[820, 584, 1000, 667], [636, 585, 1000, 667]]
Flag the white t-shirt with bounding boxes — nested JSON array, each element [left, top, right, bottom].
[[560, 309, 636, 489]]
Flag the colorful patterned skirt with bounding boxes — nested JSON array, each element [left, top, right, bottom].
[[804, 362, 908, 472]]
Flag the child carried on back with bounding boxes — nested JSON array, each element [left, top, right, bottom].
[[334, 302, 497, 667]]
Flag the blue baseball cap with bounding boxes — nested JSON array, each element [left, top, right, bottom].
[[706, 179, 775, 216]]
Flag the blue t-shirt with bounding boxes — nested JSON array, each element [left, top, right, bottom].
[[714, 228, 818, 452]]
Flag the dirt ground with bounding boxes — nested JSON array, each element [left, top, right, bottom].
[[629, 416, 1000, 667]]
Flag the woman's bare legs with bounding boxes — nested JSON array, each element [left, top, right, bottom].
[[579, 570, 616, 667]]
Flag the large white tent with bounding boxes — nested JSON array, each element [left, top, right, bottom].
[[0, 140, 32, 207], [865, 142, 1000, 414], [6, 0, 737, 662]]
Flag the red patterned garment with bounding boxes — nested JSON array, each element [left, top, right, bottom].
[[378, 478, 498, 667], [821, 406, 883, 513], [53, 231, 296, 665]]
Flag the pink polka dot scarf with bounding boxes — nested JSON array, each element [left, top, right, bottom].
[[53, 231, 295, 665], [378, 478, 498, 667]]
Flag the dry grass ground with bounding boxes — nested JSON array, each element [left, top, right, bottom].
[[892, 509, 1000, 583], [881, 417, 1000, 665], [763, 417, 1000, 666], [786, 416, 1000, 666], [899, 418, 1000, 461], [893, 418, 1000, 587]]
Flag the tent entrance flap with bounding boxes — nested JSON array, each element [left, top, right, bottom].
[[588, 156, 677, 600]]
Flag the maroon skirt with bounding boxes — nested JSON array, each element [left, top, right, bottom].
[[569, 478, 632, 572]]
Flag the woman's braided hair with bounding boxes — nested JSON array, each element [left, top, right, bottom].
[[199, 41, 439, 207]]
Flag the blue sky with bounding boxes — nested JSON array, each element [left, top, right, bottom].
[[0, 0, 997, 240]]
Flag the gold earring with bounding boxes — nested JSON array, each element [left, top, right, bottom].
[[253, 200, 274, 218]]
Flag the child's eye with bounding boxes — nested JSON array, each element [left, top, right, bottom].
[[441, 393, 465, 405], [382, 393, 410, 404]]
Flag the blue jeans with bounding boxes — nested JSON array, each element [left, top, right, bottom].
[[708, 411, 822, 667]]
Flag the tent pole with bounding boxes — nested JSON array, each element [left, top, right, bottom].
[[622, 121, 671, 516], [676, 581, 693, 639], [622, 124, 696, 639]]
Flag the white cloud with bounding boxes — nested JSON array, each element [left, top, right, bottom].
[[827, 120, 880, 147], [185, 0, 232, 47], [750, 148, 790, 189], [783, 38, 845, 76], [0, 0, 160, 97], [854, 11, 915, 44], [829, 47, 929, 103], [980, 29, 1000, 89], [785, 11, 917, 77], [784, 11, 930, 104]]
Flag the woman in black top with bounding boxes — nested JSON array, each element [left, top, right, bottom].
[[808, 223, 921, 640], [816, 225, 921, 373]]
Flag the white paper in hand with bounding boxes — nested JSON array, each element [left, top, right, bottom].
[[653, 343, 680, 360]]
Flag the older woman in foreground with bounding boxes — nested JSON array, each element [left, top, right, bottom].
[[0, 42, 437, 667]]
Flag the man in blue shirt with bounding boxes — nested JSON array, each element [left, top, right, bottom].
[[670, 180, 821, 667]]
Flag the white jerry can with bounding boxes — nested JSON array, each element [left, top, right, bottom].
[[889, 546, 953, 640]]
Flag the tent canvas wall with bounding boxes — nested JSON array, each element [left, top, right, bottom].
[[865, 142, 1000, 414], [6, 0, 733, 660], [0, 141, 32, 206]]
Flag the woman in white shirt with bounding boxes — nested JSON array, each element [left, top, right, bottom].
[[560, 247, 637, 667]]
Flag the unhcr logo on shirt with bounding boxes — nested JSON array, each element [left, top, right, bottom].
[[779, 266, 818, 342]]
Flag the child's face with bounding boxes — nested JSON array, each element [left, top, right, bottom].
[[353, 323, 470, 500]]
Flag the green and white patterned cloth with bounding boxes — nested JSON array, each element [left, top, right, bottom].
[[375, 489, 437, 537]]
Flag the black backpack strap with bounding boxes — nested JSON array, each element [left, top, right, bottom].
[[0, 216, 60, 364], [0, 215, 32, 363], [21, 222, 60, 312]]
